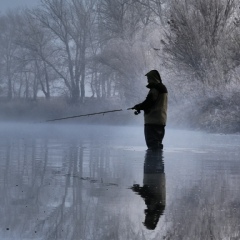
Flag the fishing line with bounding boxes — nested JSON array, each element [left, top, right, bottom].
[[46, 108, 134, 122]]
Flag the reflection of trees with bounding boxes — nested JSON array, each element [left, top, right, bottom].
[[0, 136, 147, 239], [2, 134, 240, 239], [164, 171, 240, 240]]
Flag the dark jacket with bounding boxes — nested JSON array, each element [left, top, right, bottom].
[[135, 82, 168, 125]]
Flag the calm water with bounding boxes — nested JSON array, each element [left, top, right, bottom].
[[0, 123, 240, 240]]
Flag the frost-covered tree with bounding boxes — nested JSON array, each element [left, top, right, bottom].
[[27, 0, 97, 103], [0, 12, 22, 99], [162, 0, 239, 90], [93, 0, 157, 103]]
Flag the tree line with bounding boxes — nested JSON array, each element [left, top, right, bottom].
[[0, 0, 239, 105]]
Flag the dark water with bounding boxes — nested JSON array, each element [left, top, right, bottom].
[[0, 123, 240, 240]]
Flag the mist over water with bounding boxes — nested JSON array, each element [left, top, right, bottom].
[[0, 123, 240, 239], [1, 0, 240, 238]]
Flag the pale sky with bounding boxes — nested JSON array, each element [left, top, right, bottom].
[[0, 0, 40, 12]]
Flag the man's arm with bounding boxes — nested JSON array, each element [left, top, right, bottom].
[[134, 89, 158, 112]]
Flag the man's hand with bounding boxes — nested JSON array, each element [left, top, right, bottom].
[[128, 105, 141, 115], [131, 184, 141, 193], [133, 104, 141, 111]]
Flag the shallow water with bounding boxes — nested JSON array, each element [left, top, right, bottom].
[[0, 123, 240, 240]]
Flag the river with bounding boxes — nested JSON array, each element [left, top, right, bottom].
[[0, 123, 240, 240]]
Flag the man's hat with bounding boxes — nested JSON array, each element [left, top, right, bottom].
[[145, 70, 162, 83]]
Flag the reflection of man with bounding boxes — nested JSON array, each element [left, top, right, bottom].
[[131, 149, 166, 230]]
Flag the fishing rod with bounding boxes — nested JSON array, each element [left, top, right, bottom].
[[46, 107, 137, 122]]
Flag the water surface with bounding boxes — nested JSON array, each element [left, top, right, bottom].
[[0, 123, 240, 240]]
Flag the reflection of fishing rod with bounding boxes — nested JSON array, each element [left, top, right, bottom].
[[46, 108, 138, 122]]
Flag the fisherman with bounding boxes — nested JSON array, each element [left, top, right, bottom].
[[132, 70, 168, 149]]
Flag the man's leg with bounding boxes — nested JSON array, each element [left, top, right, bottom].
[[144, 125, 165, 149]]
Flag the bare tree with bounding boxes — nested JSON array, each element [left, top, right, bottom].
[[26, 0, 97, 103], [16, 11, 56, 100], [92, 0, 154, 103], [132, 0, 169, 26], [97, 0, 149, 42], [0, 12, 22, 100], [162, 0, 239, 89]]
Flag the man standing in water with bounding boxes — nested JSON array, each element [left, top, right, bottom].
[[132, 70, 168, 149]]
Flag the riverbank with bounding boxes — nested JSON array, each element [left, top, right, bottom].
[[0, 98, 141, 125], [0, 96, 239, 133], [168, 95, 240, 134]]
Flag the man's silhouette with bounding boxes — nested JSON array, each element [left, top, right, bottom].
[[132, 70, 168, 149], [131, 149, 166, 230]]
